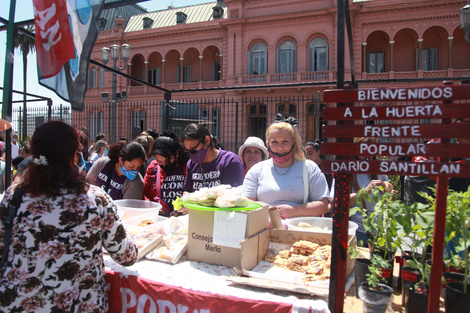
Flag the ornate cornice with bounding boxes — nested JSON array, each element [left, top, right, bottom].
[[360, 13, 460, 27]]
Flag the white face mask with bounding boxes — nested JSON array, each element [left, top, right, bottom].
[[12, 138, 17, 143]]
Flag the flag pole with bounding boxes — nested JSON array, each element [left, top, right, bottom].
[[1, 0, 17, 191], [2, 0, 16, 124]]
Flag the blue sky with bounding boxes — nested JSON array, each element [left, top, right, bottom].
[[0, 0, 204, 124]]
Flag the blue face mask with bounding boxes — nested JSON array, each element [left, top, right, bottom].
[[103, 148, 108, 156], [120, 166, 138, 180]]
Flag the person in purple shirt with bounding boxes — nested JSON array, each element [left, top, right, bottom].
[[179, 124, 244, 213]]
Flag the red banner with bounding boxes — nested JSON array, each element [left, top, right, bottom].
[[33, 0, 75, 78], [321, 123, 470, 139], [106, 270, 293, 313], [322, 103, 470, 121], [321, 143, 470, 159], [323, 85, 470, 103], [322, 160, 470, 177]]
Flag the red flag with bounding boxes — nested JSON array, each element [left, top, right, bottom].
[[33, 0, 75, 79]]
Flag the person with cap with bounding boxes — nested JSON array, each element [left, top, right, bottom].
[[238, 136, 269, 177]]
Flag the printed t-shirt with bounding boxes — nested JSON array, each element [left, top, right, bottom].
[[183, 149, 244, 192], [94, 160, 126, 200], [144, 160, 186, 214]]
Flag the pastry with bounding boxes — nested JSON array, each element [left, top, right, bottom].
[[292, 240, 319, 255], [297, 222, 313, 228], [138, 219, 154, 227]]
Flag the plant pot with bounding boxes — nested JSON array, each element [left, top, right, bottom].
[[358, 282, 394, 313], [396, 251, 421, 290], [355, 258, 372, 298], [400, 266, 423, 306], [404, 286, 428, 313], [445, 281, 470, 313], [442, 272, 466, 299]]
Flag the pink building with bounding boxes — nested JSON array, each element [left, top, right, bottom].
[[78, 0, 470, 150]]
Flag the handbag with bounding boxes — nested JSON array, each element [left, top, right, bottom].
[[1, 187, 25, 268]]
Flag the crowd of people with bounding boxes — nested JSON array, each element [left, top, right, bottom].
[[0, 114, 468, 311]]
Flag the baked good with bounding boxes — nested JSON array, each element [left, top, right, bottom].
[[292, 240, 319, 255], [264, 253, 277, 263], [138, 219, 154, 227], [286, 255, 309, 272], [297, 222, 313, 228], [279, 250, 291, 259]]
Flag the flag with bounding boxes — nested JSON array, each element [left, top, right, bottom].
[[33, 0, 105, 111]]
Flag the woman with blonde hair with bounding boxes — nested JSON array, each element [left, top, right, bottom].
[[243, 114, 330, 219]]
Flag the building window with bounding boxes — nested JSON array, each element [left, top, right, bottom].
[[176, 12, 187, 24], [88, 68, 97, 89], [248, 43, 267, 75], [276, 40, 296, 73], [212, 6, 224, 19], [415, 48, 438, 71], [177, 65, 191, 83], [98, 18, 107, 30], [212, 62, 221, 81], [277, 103, 296, 116], [131, 110, 146, 138], [248, 103, 267, 140], [148, 68, 160, 85], [309, 38, 328, 72], [366, 51, 384, 73], [143, 17, 153, 29], [90, 112, 104, 139], [99, 68, 104, 88]]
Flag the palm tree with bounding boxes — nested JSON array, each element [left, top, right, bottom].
[[14, 24, 36, 142]]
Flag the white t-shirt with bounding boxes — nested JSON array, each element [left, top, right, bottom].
[[243, 159, 330, 207], [11, 142, 20, 159]]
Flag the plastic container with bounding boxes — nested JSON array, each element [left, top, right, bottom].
[[284, 217, 358, 237], [114, 199, 162, 220]]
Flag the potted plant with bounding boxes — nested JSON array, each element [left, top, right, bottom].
[[397, 194, 434, 312], [350, 186, 404, 311], [443, 188, 470, 313]]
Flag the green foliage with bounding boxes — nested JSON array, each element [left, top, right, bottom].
[[352, 186, 407, 288], [444, 187, 470, 293], [356, 187, 404, 254]]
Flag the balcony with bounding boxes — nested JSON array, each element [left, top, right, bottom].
[[120, 68, 470, 97]]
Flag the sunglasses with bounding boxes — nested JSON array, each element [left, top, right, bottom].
[[188, 140, 205, 154]]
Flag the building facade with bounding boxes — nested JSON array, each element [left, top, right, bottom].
[[76, 0, 470, 151]]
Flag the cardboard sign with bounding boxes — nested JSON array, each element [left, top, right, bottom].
[[213, 211, 248, 248]]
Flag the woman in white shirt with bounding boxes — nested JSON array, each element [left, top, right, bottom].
[[243, 115, 330, 219]]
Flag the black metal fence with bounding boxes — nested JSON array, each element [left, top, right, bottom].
[[14, 94, 322, 152], [13, 93, 460, 153]]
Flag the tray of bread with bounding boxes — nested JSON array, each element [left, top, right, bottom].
[[242, 240, 332, 293], [182, 185, 261, 211]]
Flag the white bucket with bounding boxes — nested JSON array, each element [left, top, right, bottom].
[[114, 199, 162, 220], [285, 217, 358, 237]]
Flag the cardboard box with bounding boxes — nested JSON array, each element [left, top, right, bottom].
[[187, 205, 269, 267], [232, 228, 356, 297]]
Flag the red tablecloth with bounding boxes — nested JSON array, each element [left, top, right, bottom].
[[105, 257, 330, 313]]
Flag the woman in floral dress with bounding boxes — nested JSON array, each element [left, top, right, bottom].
[[0, 121, 137, 312]]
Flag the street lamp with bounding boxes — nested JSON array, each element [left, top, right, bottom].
[[100, 42, 131, 142], [460, 0, 470, 43]]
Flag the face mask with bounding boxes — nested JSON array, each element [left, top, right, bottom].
[[120, 166, 138, 180], [188, 146, 208, 164], [268, 145, 294, 164], [160, 160, 177, 173], [12, 138, 17, 143], [103, 148, 108, 156]]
